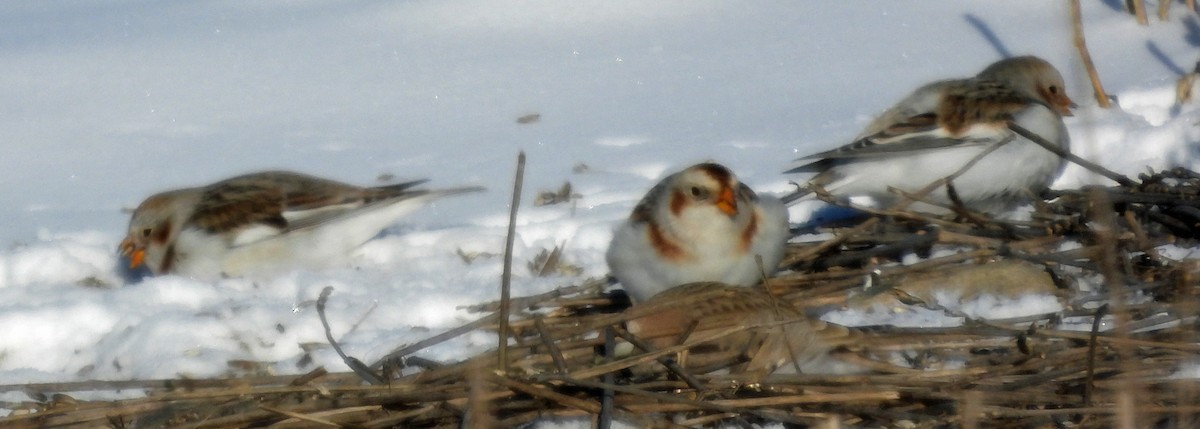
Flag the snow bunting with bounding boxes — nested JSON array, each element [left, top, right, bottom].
[[119, 171, 482, 279], [606, 163, 790, 302], [787, 56, 1074, 214], [624, 282, 862, 375]]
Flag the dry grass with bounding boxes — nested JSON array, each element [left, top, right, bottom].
[[1, 168, 1199, 428]]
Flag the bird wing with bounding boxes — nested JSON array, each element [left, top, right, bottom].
[[625, 283, 858, 374], [628, 175, 671, 224], [787, 78, 1030, 174], [626, 283, 789, 338], [187, 171, 432, 237]]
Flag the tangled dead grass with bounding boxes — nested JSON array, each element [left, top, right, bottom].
[[1, 168, 1198, 429]]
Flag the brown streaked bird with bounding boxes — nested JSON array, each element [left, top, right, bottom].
[[606, 163, 790, 302], [118, 171, 482, 279], [786, 55, 1075, 214], [623, 282, 863, 376]]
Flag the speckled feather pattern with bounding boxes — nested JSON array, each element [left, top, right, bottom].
[[787, 56, 1074, 214], [625, 283, 862, 375], [119, 171, 480, 279]]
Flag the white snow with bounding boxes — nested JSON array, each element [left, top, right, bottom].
[[0, 0, 1197, 417]]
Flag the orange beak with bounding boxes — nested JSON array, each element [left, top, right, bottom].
[[118, 237, 146, 269], [1056, 94, 1076, 116], [715, 187, 738, 216], [1038, 86, 1075, 117]]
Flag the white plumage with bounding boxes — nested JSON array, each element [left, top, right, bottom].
[[787, 56, 1074, 214], [606, 163, 790, 302], [119, 171, 481, 280]]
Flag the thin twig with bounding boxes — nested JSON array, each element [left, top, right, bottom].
[[611, 327, 707, 392], [1072, 0, 1113, 107], [258, 405, 343, 427], [1131, 0, 1149, 25], [462, 277, 609, 313], [534, 317, 568, 373], [611, 326, 756, 428], [1008, 122, 1133, 186], [344, 300, 378, 337], [6, 167, 1200, 428], [486, 373, 602, 414], [370, 311, 499, 369], [889, 135, 1014, 211], [316, 287, 385, 385], [541, 375, 810, 426], [1085, 303, 1108, 408], [598, 326, 616, 429], [499, 151, 526, 372]]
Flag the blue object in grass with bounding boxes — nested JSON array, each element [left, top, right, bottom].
[[791, 204, 869, 234]]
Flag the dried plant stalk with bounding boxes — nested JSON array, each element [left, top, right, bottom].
[[1072, 0, 1112, 108], [1178, 72, 1197, 105], [1132, 0, 1148, 24], [3, 167, 1200, 429], [499, 151, 526, 372]]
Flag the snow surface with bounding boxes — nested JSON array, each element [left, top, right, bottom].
[[0, 0, 1198, 415]]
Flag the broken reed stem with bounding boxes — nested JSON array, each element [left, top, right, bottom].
[[1131, 0, 1149, 25], [466, 359, 496, 429], [1177, 72, 1197, 105], [258, 404, 347, 427], [0, 369, 329, 394], [961, 390, 982, 429], [499, 151, 526, 373], [1085, 304, 1108, 408], [7, 168, 1199, 428], [540, 375, 811, 426], [316, 287, 384, 385], [1071, 0, 1113, 108], [1090, 187, 1142, 427], [534, 317, 568, 373], [611, 327, 709, 393], [464, 277, 609, 313], [371, 312, 498, 369], [598, 326, 616, 429], [487, 373, 602, 414]]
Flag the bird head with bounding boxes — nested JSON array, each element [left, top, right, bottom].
[[978, 55, 1075, 116], [668, 163, 743, 220], [119, 190, 192, 273]]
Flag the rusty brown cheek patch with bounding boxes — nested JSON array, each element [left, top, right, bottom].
[[740, 211, 758, 251], [669, 189, 687, 217], [160, 244, 176, 274], [152, 221, 172, 245], [647, 222, 685, 261]]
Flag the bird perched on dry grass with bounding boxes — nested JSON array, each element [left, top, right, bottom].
[[787, 55, 1075, 214], [119, 171, 481, 279], [622, 282, 864, 376], [606, 163, 790, 302]]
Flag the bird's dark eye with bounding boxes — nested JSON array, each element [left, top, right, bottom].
[[142, 228, 152, 237], [690, 186, 704, 198], [1048, 85, 1059, 95]]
